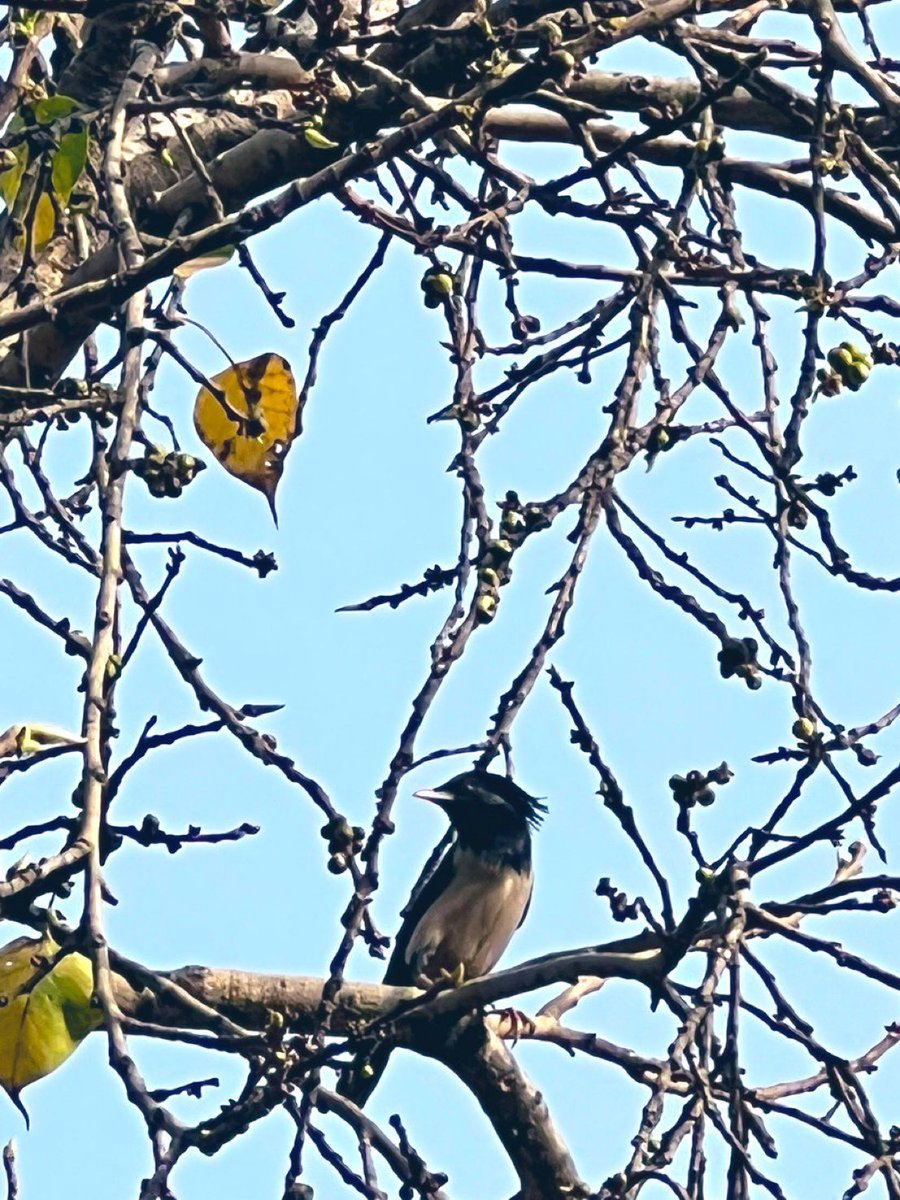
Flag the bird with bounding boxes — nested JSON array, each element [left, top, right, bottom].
[[337, 768, 545, 1107]]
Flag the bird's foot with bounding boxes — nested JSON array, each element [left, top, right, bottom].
[[490, 1007, 535, 1044], [414, 963, 466, 991], [443, 962, 466, 987]]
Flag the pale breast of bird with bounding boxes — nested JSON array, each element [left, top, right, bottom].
[[404, 847, 533, 982]]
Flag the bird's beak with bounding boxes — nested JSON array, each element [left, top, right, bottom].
[[414, 788, 456, 805]]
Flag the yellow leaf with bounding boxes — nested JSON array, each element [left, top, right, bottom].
[[0, 143, 29, 211], [32, 191, 56, 248], [193, 353, 298, 519], [0, 935, 101, 1120], [303, 126, 339, 151]]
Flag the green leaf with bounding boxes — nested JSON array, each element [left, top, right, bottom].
[[50, 126, 88, 204], [0, 142, 29, 211], [174, 244, 236, 280], [31, 95, 77, 125]]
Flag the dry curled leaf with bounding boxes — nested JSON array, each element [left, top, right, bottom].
[[193, 352, 298, 520], [0, 723, 85, 760], [174, 243, 236, 280]]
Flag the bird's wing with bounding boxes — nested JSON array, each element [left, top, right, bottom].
[[517, 875, 534, 930], [383, 838, 459, 986], [338, 841, 459, 1106]]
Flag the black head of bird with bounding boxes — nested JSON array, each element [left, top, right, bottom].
[[337, 769, 545, 1107], [414, 769, 546, 868]]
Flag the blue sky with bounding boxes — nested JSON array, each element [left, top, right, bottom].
[[1, 11, 899, 1198]]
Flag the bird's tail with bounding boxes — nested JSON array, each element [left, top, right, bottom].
[[336, 1041, 393, 1108]]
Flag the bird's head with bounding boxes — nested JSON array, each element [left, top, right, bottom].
[[414, 770, 546, 850]]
